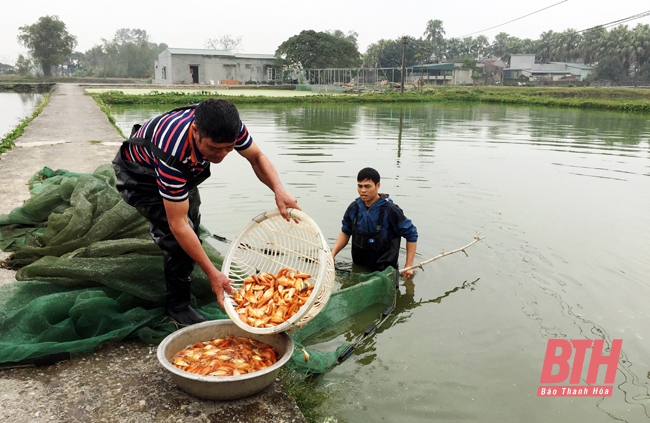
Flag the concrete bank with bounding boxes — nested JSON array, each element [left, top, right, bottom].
[[0, 83, 308, 423]]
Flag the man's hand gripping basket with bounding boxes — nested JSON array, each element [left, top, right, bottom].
[[222, 208, 335, 334]]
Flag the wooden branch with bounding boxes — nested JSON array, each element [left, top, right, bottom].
[[398, 232, 485, 273]]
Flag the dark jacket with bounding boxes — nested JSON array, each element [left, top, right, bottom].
[[341, 194, 417, 271]]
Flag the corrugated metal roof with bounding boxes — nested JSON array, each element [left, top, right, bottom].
[[235, 53, 277, 60], [163, 49, 276, 60], [549, 62, 595, 70], [407, 63, 454, 71], [166, 48, 234, 57], [528, 70, 573, 74]]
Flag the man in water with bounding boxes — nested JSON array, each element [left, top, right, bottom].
[[331, 167, 418, 277], [112, 98, 299, 325]]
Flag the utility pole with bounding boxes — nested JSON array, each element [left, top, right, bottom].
[[400, 36, 409, 95], [419, 57, 424, 94]]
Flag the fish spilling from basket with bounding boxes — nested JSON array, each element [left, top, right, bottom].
[[231, 268, 314, 328], [172, 334, 279, 376]]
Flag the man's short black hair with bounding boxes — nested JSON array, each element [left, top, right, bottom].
[[357, 167, 380, 184], [194, 98, 241, 143]]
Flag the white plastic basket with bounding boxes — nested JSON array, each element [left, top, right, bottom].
[[221, 208, 335, 334]]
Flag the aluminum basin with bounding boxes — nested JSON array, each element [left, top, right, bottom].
[[157, 319, 294, 400]]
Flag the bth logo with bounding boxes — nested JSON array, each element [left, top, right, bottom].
[[537, 339, 622, 397]]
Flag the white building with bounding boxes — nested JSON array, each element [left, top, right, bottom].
[[505, 54, 594, 81], [154, 48, 279, 86]]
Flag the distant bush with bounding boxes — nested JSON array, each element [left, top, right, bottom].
[[87, 86, 650, 113]]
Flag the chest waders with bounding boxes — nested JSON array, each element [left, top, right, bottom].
[[351, 204, 399, 272], [112, 105, 211, 324]]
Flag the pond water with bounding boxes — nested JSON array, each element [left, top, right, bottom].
[[109, 103, 650, 423], [0, 93, 44, 138]]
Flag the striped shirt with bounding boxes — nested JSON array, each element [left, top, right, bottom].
[[121, 106, 252, 202]]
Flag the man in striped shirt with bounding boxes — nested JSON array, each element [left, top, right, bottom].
[[113, 99, 299, 325]]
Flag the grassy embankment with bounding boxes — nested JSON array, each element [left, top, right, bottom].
[[89, 86, 650, 113]]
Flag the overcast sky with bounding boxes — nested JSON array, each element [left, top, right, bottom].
[[2, 0, 649, 64]]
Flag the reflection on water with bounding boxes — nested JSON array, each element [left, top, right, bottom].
[[271, 104, 360, 136], [0, 93, 44, 137], [110, 103, 650, 422]]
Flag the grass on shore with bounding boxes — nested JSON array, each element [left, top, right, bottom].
[[279, 368, 330, 423], [88, 86, 650, 113], [91, 94, 128, 139], [0, 92, 51, 154]]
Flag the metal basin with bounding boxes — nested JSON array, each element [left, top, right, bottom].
[[157, 319, 294, 400]]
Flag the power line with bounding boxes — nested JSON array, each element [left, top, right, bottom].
[[457, 0, 568, 38], [578, 9, 650, 32]]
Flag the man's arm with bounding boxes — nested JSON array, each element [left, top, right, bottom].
[[163, 199, 232, 308], [389, 204, 418, 278], [238, 141, 300, 218], [402, 241, 417, 278], [331, 231, 351, 260]]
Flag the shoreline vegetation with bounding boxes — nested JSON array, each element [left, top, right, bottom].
[[0, 92, 51, 154], [88, 86, 650, 113]]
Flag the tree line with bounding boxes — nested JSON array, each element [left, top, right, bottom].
[[10, 15, 650, 83], [362, 19, 650, 82], [14, 16, 166, 78]]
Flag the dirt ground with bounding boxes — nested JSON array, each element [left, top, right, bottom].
[[0, 83, 308, 423]]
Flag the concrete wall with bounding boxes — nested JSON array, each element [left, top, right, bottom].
[[233, 58, 277, 83], [452, 68, 472, 85], [531, 63, 565, 71], [532, 74, 567, 82], [510, 54, 536, 69], [154, 50, 173, 84]]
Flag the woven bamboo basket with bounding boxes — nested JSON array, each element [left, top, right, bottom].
[[222, 208, 335, 334]]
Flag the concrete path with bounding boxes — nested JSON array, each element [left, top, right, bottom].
[[0, 84, 308, 423], [0, 83, 121, 215]]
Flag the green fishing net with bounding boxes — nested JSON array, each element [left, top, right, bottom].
[[0, 165, 394, 373]]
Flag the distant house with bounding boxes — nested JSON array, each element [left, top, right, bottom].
[[154, 48, 279, 85], [476, 58, 506, 84], [505, 54, 594, 82], [478, 58, 507, 68], [0, 62, 15, 74], [407, 62, 474, 85], [406, 59, 507, 86]]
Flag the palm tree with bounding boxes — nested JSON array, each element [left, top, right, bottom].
[[474, 35, 489, 59], [444, 38, 463, 60], [461, 37, 474, 57], [423, 19, 445, 43], [580, 26, 607, 65], [631, 23, 650, 72], [556, 29, 582, 62], [537, 30, 556, 62], [606, 25, 634, 77], [423, 19, 445, 60], [490, 32, 510, 58]]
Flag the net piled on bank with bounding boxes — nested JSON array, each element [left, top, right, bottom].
[[0, 165, 394, 374]]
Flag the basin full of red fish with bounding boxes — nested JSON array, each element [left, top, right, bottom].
[[172, 334, 279, 377]]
